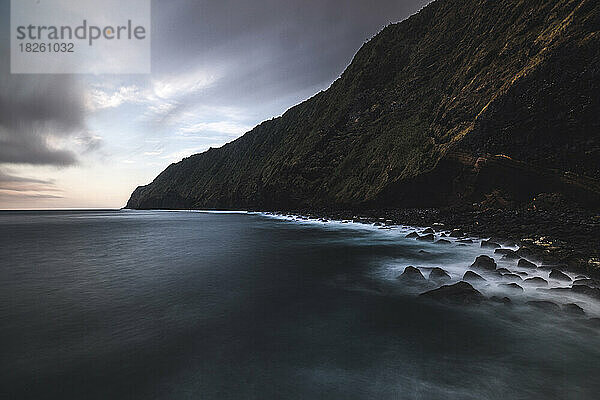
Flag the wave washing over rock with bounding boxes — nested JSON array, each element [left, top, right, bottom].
[[263, 212, 600, 321]]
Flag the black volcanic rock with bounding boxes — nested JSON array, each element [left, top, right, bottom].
[[490, 296, 512, 305], [517, 259, 537, 269], [549, 269, 572, 282], [470, 255, 497, 271], [406, 232, 420, 239], [435, 239, 451, 245], [463, 270, 486, 283], [523, 277, 548, 287], [571, 285, 600, 300], [501, 250, 520, 260], [516, 247, 535, 259], [527, 300, 560, 312], [420, 282, 484, 305], [127, 0, 600, 212], [501, 273, 523, 282], [494, 249, 513, 255], [429, 267, 451, 283], [481, 240, 501, 249], [573, 279, 597, 287], [422, 228, 435, 234], [398, 266, 426, 282], [417, 233, 435, 242]]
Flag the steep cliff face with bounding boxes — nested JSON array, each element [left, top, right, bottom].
[[127, 0, 600, 210]]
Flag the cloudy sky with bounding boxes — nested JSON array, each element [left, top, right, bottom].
[[0, 0, 431, 209]]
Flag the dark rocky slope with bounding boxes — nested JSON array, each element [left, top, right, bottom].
[[127, 0, 600, 211]]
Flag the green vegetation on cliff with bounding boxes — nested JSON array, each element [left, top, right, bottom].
[[127, 0, 600, 210]]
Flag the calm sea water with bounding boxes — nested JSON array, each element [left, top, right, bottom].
[[1, 210, 599, 399]]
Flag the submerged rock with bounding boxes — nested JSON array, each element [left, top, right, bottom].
[[527, 300, 560, 312], [481, 240, 500, 249], [429, 267, 451, 283], [435, 239, 451, 245], [463, 270, 486, 283], [470, 255, 497, 271], [398, 266, 426, 282], [562, 303, 585, 316], [585, 318, 600, 328], [517, 259, 537, 269], [573, 279, 597, 287], [417, 233, 435, 242], [420, 281, 484, 305], [489, 296, 512, 304], [523, 277, 548, 287], [571, 285, 600, 300], [500, 283, 524, 293], [549, 269, 572, 282], [406, 232, 419, 239]]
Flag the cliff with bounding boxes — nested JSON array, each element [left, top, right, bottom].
[[127, 0, 600, 211]]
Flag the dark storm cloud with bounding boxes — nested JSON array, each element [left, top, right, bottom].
[[151, 0, 432, 107], [0, 69, 89, 166], [0, 0, 94, 167], [0, 0, 430, 168]]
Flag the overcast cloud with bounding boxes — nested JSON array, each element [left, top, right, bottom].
[[0, 0, 431, 208]]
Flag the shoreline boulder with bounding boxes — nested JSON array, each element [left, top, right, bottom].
[[527, 300, 560, 312], [481, 240, 501, 249], [549, 269, 572, 282], [417, 233, 435, 242], [470, 255, 497, 271], [420, 281, 484, 305], [463, 270, 486, 283], [523, 277, 548, 287], [429, 267, 451, 283], [518, 259, 537, 269], [398, 266, 426, 282]]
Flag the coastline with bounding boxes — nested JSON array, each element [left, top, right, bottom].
[[265, 202, 600, 279]]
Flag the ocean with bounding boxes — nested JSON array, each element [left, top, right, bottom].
[[1, 210, 599, 399]]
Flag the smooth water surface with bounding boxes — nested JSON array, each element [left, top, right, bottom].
[[1, 210, 599, 399]]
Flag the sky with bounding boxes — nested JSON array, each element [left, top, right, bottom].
[[0, 0, 431, 209]]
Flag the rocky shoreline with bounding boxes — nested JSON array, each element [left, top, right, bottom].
[[269, 195, 600, 278]]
